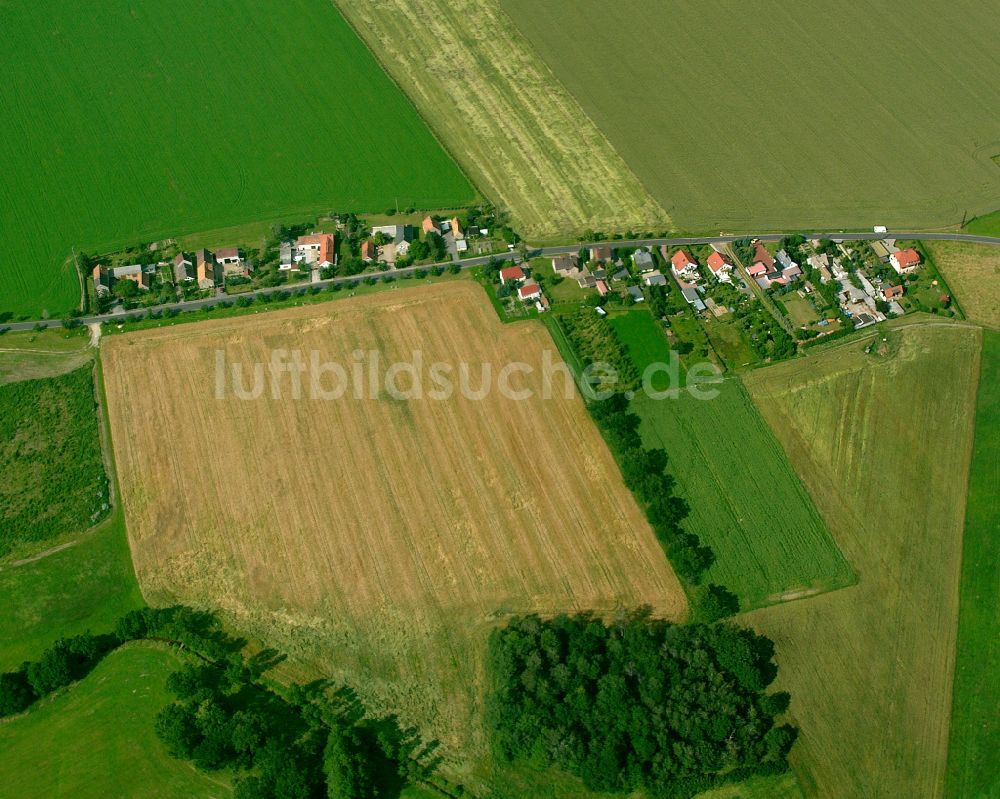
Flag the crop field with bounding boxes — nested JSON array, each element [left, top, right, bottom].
[[0, 366, 109, 557], [101, 282, 686, 776], [945, 330, 1000, 799], [0, 643, 230, 798], [922, 241, 1000, 328], [502, 0, 1000, 232], [334, 0, 669, 240], [0, 0, 472, 319], [631, 381, 852, 610], [743, 324, 981, 798]]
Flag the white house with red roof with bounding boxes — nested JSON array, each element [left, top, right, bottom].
[[707, 251, 734, 283], [890, 248, 921, 275], [518, 282, 542, 301], [499, 265, 525, 284], [670, 249, 700, 281]]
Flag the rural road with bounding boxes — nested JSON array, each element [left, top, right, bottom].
[[4, 230, 999, 332]]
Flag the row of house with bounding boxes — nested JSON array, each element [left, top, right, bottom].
[[92, 246, 249, 296], [500, 264, 548, 311], [747, 243, 802, 288], [279, 233, 336, 271]]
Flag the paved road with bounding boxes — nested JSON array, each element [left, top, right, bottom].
[[5, 230, 999, 332]]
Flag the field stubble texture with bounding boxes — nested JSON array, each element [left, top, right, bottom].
[[102, 282, 686, 775], [743, 324, 981, 799], [502, 0, 1000, 232], [334, 0, 670, 240]]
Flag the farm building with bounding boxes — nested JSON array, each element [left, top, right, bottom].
[[195, 249, 218, 289], [112, 263, 150, 290], [360, 240, 376, 262], [173, 252, 195, 282], [552, 255, 577, 274], [91, 264, 111, 296], [296, 233, 336, 268]]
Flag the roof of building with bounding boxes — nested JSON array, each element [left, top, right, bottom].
[[632, 250, 654, 269], [753, 243, 775, 268], [195, 249, 214, 266], [518, 282, 541, 299], [893, 248, 921, 268], [644, 271, 667, 285], [552, 255, 577, 272], [671, 249, 696, 270], [590, 245, 613, 261], [422, 216, 437, 234], [776, 249, 797, 270], [883, 284, 904, 298], [500, 265, 525, 282], [173, 252, 192, 266], [216, 247, 240, 260], [627, 285, 645, 300], [112, 264, 143, 277], [707, 251, 731, 272]]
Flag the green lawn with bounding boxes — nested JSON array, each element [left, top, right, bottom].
[[945, 329, 1000, 799], [0, 508, 144, 671], [964, 208, 1000, 237], [608, 308, 675, 390], [633, 380, 854, 610], [0, 0, 473, 319], [502, 0, 1000, 232], [780, 294, 821, 328], [0, 643, 231, 798], [0, 366, 109, 556]]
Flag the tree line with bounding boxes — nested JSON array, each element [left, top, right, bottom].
[[487, 612, 796, 798], [589, 393, 739, 620]]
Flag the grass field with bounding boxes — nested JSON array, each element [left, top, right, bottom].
[[101, 282, 686, 781], [632, 381, 853, 610], [923, 241, 1000, 328], [945, 330, 1000, 799], [0, 328, 94, 384], [964, 208, 1000, 237], [0, 643, 230, 798], [502, 0, 1000, 232], [0, 365, 109, 556], [743, 323, 981, 798], [334, 0, 669, 239], [0, 0, 472, 319]]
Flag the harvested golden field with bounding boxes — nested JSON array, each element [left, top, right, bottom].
[[924, 241, 1000, 329], [334, 0, 669, 240], [742, 323, 981, 799], [102, 282, 685, 776]]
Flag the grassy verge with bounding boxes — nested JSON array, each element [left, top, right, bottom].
[[0, 643, 231, 798], [945, 329, 1000, 798]]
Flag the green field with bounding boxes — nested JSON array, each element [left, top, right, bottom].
[[945, 329, 1000, 799], [0, 643, 230, 798], [744, 324, 980, 798], [608, 308, 852, 609], [0, 366, 109, 556], [0, 0, 473, 319], [502, 0, 1000, 232]]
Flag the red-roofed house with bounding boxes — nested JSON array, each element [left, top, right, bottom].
[[890, 248, 921, 274], [296, 234, 336, 268], [360, 240, 375, 262], [422, 216, 438, 235], [518, 282, 542, 301], [196, 249, 218, 290], [670, 249, 700, 280], [596, 279, 609, 296], [500, 265, 526, 284], [707, 251, 733, 282], [882, 284, 904, 300], [91, 264, 111, 296], [450, 217, 463, 239]]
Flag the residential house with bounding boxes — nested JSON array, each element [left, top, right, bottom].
[[611, 267, 630, 282], [535, 295, 550, 313], [881, 283, 904, 301], [195, 249, 218, 289], [890, 248, 921, 274], [552, 255, 577, 275], [295, 233, 336, 268], [91, 264, 111, 296], [499, 265, 525, 284], [371, 225, 414, 257], [681, 286, 706, 312], [632, 249, 655, 273], [422, 216, 438, 236], [626, 285, 645, 303], [590, 245, 613, 263], [518, 282, 542, 301], [449, 217, 463, 239], [455, 238, 468, 254], [748, 243, 774, 279], [172, 252, 195, 283], [577, 269, 597, 289], [643, 271, 667, 286], [360, 240, 376, 262], [111, 264, 150, 290], [596, 279, 609, 297], [669, 249, 700, 281], [706, 251, 734, 283]]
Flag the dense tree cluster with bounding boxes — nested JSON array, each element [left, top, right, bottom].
[[588, 393, 738, 619], [560, 311, 641, 393], [154, 651, 431, 799], [487, 613, 796, 798]]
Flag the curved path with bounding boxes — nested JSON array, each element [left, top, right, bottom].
[[4, 230, 998, 332]]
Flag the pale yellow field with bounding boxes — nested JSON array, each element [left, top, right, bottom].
[[924, 241, 1000, 329], [102, 282, 685, 776], [743, 323, 981, 799], [333, 0, 669, 240]]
